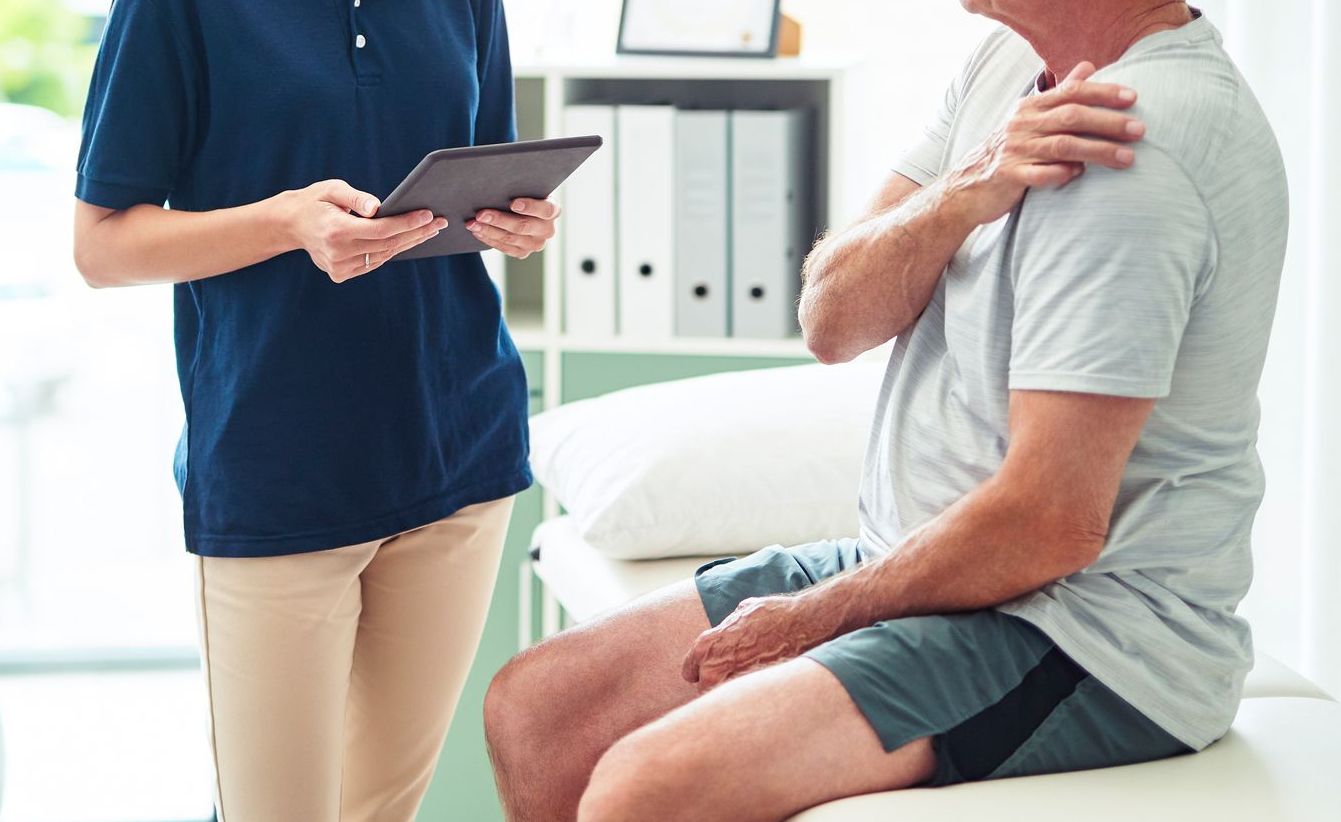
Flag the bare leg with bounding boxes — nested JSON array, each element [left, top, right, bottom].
[[578, 656, 936, 822], [484, 581, 711, 822]]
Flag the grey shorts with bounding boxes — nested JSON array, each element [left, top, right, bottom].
[[693, 539, 1192, 786]]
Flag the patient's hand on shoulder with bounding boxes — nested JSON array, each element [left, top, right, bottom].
[[681, 594, 841, 689], [945, 61, 1145, 226]]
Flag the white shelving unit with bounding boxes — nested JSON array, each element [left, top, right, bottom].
[[502, 53, 884, 637], [500, 51, 873, 400]]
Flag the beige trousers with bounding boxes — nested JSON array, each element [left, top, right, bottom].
[[193, 497, 514, 822]]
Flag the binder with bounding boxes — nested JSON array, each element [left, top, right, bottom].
[[730, 109, 813, 339], [674, 110, 731, 338], [616, 105, 677, 339], [562, 105, 618, 337]]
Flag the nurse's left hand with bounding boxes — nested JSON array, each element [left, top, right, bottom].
[[467, 198, 561, 260]]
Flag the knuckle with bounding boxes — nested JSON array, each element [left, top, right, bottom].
[[1057, 104, 1082, 128], [1051, 135, 1075, 159]]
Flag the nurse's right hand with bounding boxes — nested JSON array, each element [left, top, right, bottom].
[[280, 179, 449, 283]]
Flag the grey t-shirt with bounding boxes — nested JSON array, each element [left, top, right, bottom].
[[859, 15, 1288, 750]]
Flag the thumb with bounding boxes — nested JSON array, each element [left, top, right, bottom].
[[1063, 60, 1097, 85], [319, 180, 380, 218]]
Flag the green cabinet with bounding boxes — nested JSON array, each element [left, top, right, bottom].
[[560, 351, 811, 403]]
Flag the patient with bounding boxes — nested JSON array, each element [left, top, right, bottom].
[[485, 2, 1288, 820]]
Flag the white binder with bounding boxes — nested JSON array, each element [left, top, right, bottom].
[[563, 105, 618, 337], [616, 105, 677, 340], [674, 110, 731, 338], [730, 109, 812, 339]]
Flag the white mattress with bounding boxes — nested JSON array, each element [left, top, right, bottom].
[[794, 697, 1341, 822]]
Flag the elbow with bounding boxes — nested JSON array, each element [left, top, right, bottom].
[[995, 485, 1109, 579], [74, 259, 108, 289], [799, 297, 857, 365], [73, 236, 113, 289], [805, 329, 858, 365], [1040, 518, 1109, 578]]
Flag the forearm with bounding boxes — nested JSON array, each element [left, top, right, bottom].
[[799, 178, 978, 363], [800, 478, 1103, 636], [75, 194, 298, 287]]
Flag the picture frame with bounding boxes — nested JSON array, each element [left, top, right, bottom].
[[617, 0, 783, 59]]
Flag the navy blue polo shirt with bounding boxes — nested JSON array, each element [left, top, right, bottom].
[[76, 0, 532, 557]]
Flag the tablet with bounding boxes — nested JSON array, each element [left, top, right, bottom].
[[378, 135, 603, 261]]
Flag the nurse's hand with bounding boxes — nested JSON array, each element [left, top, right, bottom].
[[467, 198, 561, 260], [279, 180, 449, 283]]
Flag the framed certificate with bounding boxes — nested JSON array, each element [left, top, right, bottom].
[[617, 0, 783, 58]]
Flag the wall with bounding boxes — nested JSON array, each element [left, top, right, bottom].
[[1196, 0, 1339, 694]]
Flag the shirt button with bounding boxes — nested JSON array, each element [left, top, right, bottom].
[[356, 34, 366, 48], [354, 0, 361, 6]]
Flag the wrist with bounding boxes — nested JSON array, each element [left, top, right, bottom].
[[261, 189, 303, 255], [793, 584, 857, 642], [935, 171, 992, 230]]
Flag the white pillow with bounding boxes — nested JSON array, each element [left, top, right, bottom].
[[528, 361, 886, 560]]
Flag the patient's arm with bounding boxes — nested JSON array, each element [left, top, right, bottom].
[[797, 172, 962, 364], [683, 389, 1154, 686], [799, 64, 1144, 365]]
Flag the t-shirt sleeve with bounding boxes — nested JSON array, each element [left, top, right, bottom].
[[75, 0, 202, 210], [894, 74, 959, 186], [472, 0, 517, 146], [1008, 146, 1215, 399]]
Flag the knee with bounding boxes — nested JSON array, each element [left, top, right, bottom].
[[577, 730, 685, 822], [483, 648, 547, 759]]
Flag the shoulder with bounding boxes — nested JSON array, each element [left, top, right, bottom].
[[1090, 33, 1253, 187], [102, 0, 200, 50], [106, 0, 195, 26]]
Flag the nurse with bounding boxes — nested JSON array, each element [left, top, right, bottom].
[[71, 2, 552, 820]]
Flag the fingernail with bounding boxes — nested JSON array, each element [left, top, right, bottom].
[[436, 218, 449, 229], [1116, 147, 1135, 164], [1119, 88, 1137, 102], [467, 222, 480, 232], [512, 200, 526, 213], [1126, 120, 1145, 137], [479, 213, 493, 224], [419, 211, 434, 225], [361, 198, 378, 214]]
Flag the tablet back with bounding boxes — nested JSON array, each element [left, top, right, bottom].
[[379, 135, 603, 261]]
